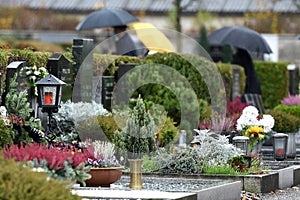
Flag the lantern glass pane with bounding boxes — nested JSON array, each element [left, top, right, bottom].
[[235, 142, 246, 154], [274, 138, 285, 149], [42, 86, 57, 105]]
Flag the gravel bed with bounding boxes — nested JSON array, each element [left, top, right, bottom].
[[260, 186, 300, 200], [241, 186, 300, 200], [113, 175, 226, 192]]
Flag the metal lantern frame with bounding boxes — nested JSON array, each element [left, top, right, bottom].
[[232, 136, 249, 155], [36, 74, 66, 113], [36, 74, 65, 143]]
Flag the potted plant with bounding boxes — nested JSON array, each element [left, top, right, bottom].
[[81, 140, 123, 187], [113, 96, 156, 189]]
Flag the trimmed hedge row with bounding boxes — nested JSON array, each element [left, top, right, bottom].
[[0, 49, 288, 113], [254, 61, 289, 109]]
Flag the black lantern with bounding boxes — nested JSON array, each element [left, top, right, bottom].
[[273, 133, 288, 161], [36, 74, 66, 113], [233, 136, 249, 155], [36, 74, 65, 143]]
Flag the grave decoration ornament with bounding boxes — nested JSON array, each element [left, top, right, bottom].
[[36, 74, 65, 142], [236, 106, 274, 153]]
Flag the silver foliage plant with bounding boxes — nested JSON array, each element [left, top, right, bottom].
[[53, 100, 109, 142], [193, 129, 242, 166], [57, 100, 109, 125]]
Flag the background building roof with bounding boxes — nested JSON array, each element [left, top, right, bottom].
[[1, 0, 299, 14]]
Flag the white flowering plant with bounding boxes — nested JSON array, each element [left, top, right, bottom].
[[81, 140, 121, 168], [236, 106, 275, 151], [20, 65, 48, 96]]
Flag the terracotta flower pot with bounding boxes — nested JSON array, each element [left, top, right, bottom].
[[85, 167, 123, 187]]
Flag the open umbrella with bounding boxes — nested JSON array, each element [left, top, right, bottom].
[[208, 26, 272, 54], [128, 22, 174, 53], [76, 8, 138, 30]]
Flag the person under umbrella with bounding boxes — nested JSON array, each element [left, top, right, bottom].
[[231, 48, 262, 95], [113, 26, 148, 57]]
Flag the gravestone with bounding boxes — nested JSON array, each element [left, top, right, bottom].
[[287, 64, 299, 95], [112, 63, 136, 106], [2, 61, 28, 105], [101, 76, 115, 111], [231, 65, 241, 100], [72, 38, 94, 102], [47, 53, 73, 102], [72, 38, 94, 73]]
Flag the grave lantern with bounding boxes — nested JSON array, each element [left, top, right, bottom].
[[233, 136, 249, 155], [36, 74, 65, 143], [36, 74, 65, 113], [273, 133, 288, 161]]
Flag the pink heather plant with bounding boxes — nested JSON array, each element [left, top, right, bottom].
[[281, 93, 300, 106], [3, 142, 91, 185]]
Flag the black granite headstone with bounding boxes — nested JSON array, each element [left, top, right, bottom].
[[2, 61, 27, 105], [72, 38, 94, 102], [231, 65, 241, 101], [47, 53, 73, 101]]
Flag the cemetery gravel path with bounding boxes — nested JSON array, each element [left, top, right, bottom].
[[259, 185, 300, 200]]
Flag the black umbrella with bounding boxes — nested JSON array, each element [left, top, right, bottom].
[[208, 26, 272, 54], [76, 8, 138, 30]]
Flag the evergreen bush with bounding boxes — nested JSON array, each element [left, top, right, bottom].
[[268, 109, 300, 133], [0, 154, 82, 200], [113, 97, 156, 159], [254, 61, 289, 109], [274, 104, 300, 118]]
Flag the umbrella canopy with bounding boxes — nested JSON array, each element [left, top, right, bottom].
[[208, 26, 272, 54], [76, 8, 138, 30], [128, 22, 174, 53]]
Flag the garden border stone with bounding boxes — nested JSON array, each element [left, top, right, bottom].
[[294, 165, 300, 185], [73, 174, 242, 200], [141, 172, 278, 193]]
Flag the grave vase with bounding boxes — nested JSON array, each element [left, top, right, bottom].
[[286, 132, 296, 159], [129, 159, 143, 189]]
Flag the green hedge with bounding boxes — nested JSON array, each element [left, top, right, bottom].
[[254, 61, 289, 109], [274, 104, 300, 118], [0, 49, 51, 97], [93, 53, 245, 102]]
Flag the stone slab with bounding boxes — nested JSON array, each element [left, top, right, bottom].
[[73, 189, 197, 200], [268, 166, 294, 189], [196, 181, 241, 200], [293, 165, 300, 186], [243, 172, 278, 193]]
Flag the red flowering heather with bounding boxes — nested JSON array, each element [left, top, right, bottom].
[[3, 143, 87, 170], [227, 96, 250, 116]]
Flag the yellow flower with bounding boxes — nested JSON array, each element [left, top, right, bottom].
[[244, 126, 264, 139], [248, 126, 263, 133]]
